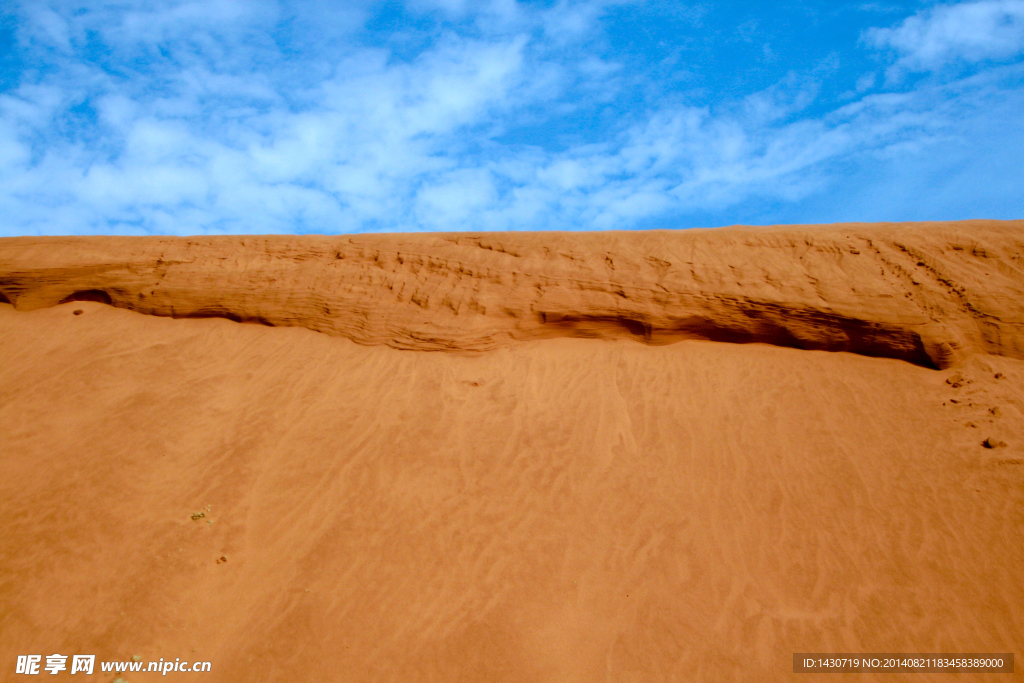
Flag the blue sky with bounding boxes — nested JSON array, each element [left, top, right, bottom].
[[0, 0, 1022, 235]]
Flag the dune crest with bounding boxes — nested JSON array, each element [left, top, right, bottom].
[[1, 220, 1023, 368]]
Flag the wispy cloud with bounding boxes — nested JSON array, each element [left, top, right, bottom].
[[865, 0, 1024, 74], [0, 0, 1021, 235]]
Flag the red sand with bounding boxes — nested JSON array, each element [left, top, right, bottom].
[[1, 221, 1022, 681]]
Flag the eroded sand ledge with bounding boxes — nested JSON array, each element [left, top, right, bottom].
[[2, 219, 1023, 367]]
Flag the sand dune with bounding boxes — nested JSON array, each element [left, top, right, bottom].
[[1, 221, 1022, 681]]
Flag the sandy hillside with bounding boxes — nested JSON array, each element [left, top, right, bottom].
[[1, 220, 1022, 682]]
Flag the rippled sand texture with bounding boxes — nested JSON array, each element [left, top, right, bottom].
[[1, 221, 1022, 682]]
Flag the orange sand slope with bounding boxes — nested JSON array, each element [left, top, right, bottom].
[[0, 221, 1022, 682]]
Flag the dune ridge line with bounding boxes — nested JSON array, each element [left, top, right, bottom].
[[2, 220, 1022, 368]]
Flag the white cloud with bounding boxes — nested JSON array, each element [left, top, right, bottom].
[[415, 167, 497, 227], [20, 6, 72, 52], [539, 0, 638, 44], [865, 0, 1024, 73], [97, 0, 277, 53], [856, 72, 877, 92], [0, 0, 1022, 235]]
